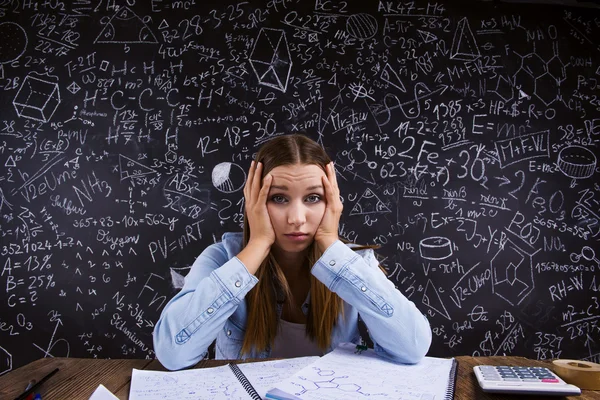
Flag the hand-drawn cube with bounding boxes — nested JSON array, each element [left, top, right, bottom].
[[13, 75, 61, 122]]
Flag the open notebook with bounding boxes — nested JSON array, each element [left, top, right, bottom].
[[128, 357, 319, 400], [129, 343, 457, 400], [265, 343, 458, 400]]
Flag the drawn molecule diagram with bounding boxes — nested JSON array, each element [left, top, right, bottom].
[[512, 42, 567, 106], [0, 346, 12, 376], [291, 367, 386, 397]]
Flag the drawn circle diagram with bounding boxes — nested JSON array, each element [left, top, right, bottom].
[[557, 145, 596, 179], [212, 162, 246, 193], [419, 237, 453, 260], [0, 22, 27, 64], [346, 14, 378, 40]]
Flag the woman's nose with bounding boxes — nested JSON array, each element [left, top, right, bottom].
[[287, 203, 306, 225]]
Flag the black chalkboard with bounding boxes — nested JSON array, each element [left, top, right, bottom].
[[0, 0, 599, 375]]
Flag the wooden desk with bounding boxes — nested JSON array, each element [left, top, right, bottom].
[[0, 356, 598, 399]]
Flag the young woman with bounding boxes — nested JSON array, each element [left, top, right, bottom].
[[153, 134, 432, 370]]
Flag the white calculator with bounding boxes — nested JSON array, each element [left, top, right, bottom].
[[473, 365, 581, 396]]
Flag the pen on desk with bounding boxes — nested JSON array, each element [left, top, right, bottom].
[[13, 368, 59, 400], [24, 380, 37, 400]]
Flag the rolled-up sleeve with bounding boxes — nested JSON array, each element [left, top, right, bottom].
[[312, 241, 432, 364], [153, 243, 258, 370]]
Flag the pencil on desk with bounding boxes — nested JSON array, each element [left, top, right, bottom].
[[13, 368, 59, 400]]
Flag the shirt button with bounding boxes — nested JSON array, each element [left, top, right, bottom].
[[235, 281, 241, 288], [361, 286, 367, 292], [207, 307, 214, 314], [329, 260, 336, 266]]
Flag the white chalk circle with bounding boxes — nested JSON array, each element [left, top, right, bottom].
[[557, 145, 596, 179], [212, 162, 246, 193], [346, 14, 378, 40], [419, 237, 453, 260], [0, 22, 27, 64]]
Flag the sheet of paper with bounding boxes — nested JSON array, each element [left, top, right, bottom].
[[267, 343, 454, 400], [237, 356, 319, 399], [129, 366, 250, 400], [89, 384, 119, 400]]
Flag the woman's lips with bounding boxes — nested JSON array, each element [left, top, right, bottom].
[[284, 234, 309, 241]]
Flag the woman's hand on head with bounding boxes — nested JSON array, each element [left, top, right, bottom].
[[315, 162, 342, 252], [244, 160, 276, 248]]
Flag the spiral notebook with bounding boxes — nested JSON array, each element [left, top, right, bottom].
[[129, 344, 457, 400], [128, 357, 319, 400], [265, 343, 458, 400]]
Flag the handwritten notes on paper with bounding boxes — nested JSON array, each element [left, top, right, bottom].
[[129, 357, 318, 400]]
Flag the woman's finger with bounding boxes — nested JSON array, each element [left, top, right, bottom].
[[330, 162, 339, 193], [322, 174, 335, 203], [258, 174, 272, 203], [251, 162, 263, 202]]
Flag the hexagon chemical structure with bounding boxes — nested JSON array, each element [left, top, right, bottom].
[[512, 41, 569, 106], [290, 367, 388, 397], [0, 346, 12, 376], [490, 236, 537, 306]]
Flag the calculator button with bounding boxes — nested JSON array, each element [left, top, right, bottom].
[[542, 378, 560, 383]]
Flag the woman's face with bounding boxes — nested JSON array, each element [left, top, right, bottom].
[[266, 163, 327, 254]]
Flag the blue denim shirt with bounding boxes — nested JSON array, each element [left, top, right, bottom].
[[153, 232, 432, 370]]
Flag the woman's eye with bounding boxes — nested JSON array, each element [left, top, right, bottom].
[[306, 195, 321, 203], [271, 195, 286, 203]]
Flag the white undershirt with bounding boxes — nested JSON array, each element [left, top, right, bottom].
[[270, 319, 323, 358]]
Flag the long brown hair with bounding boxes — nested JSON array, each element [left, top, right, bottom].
[[241, 134, 380, 357]]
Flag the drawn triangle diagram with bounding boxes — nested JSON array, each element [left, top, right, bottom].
[[450, 17, 480, 61], [118, 154, 159, 181], [380, 63, 406, 93], [349, 188, 391, 215], [95, 7, 158, 44], [415, 82, 433, 98], [158, 19, 169, 30], [4, 154, 16, 167], [417, 29, 438, 44], [422, 279, 451, 320]]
